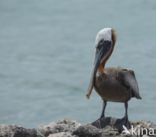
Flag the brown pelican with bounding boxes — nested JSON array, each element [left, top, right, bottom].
[[86, 28, 141, 128]]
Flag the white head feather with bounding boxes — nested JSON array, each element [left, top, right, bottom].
[[95, 28, 112, 46]]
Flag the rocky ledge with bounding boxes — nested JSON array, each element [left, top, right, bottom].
[[0, 119, 156, 137]]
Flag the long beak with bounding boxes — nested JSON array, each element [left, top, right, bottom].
[[86, 41, 112, 99]]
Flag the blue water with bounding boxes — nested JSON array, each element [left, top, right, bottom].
[[0, 0, 156, 127]]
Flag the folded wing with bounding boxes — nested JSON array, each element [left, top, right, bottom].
[[118, 69, 141, 99]]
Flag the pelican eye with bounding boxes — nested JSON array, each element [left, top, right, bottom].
[[96, 39, 105, 49], [104, 41, 112, 49], [99, 40, 112, 49]]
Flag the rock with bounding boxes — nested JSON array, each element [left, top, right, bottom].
[[101, 126, 120, 137], [48, 132, 76, 137], [0, 125, 38, 137], [73, 124, 102, 137], [0, 119, 155, 137], [37, 119, 81, 136]]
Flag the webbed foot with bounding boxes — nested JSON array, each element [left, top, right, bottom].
[[115, 116, 131, 133]]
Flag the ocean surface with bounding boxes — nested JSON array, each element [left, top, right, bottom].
[[0, 0, 156, 128]]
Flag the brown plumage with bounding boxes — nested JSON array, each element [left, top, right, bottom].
[[95, 67, 141, 102], [86, 28, 141, 128]]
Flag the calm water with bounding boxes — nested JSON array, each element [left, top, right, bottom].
[[0, 0, 156, 127]]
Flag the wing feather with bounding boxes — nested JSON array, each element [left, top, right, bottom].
[[118, 69, 141, 99]]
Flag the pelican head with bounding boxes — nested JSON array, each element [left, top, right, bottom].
[[86, 28, 116, 98]]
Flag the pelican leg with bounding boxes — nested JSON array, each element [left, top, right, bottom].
[[123, 102, 131, 129], [124, 102, 128, 120], [114, 102, 131, 132], [100, 100, 107, 119]]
